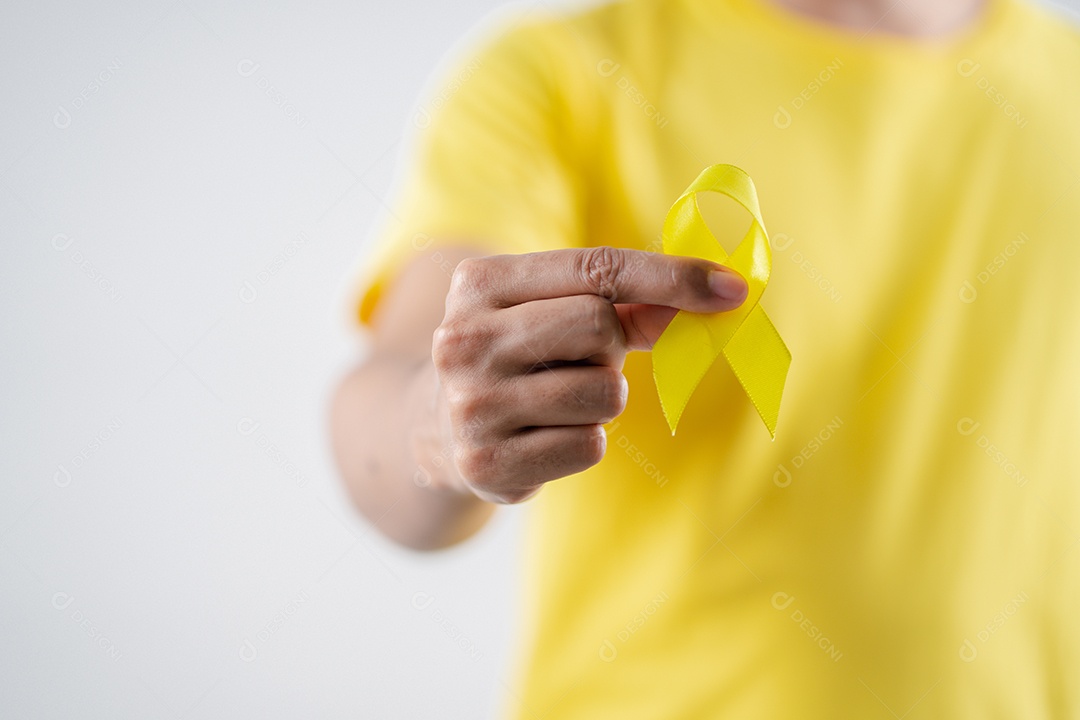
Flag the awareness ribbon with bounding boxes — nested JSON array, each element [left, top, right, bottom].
[[651, 164, 791, 438]]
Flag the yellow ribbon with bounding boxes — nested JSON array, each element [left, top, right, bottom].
[[652, 164, 791, 438]]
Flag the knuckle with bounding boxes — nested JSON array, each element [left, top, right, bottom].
[[431, 319, 493, 369], [449, 257, 492, 298], [667, 261, 687, 297], [579, 246, 624, 302], [455, 440, 538, 505], [455, 443, 500, 488], [579, 293, 617, 339], [454, 446, 489, 485], [597, 368, 629, 418], [455, 413, 487, 444], [431, 322, 463, 369], [577, 425, 608, 468], [444, 384, 487, 429]]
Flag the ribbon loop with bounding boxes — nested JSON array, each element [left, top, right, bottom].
[[651, 164, 791, 438]]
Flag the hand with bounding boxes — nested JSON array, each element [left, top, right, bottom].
[[430, 246, 748, 504]]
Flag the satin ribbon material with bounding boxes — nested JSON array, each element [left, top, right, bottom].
[[652, 164, 791, 438]]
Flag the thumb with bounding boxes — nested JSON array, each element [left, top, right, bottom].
[[615, 266, 748, 351]]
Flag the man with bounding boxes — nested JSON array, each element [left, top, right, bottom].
[[332, 0, 1080, 716]]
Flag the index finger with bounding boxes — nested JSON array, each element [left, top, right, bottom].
[[454, 247, 747, 312]]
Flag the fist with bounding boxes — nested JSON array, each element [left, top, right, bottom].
[[431, 246, 748, 503]]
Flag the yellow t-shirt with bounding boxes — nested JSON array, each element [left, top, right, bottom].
[[356, 0, 1080, 716]]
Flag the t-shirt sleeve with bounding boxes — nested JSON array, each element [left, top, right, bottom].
[[355, 18, 587, 326]]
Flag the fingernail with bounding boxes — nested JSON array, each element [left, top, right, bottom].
[[708, 268, 748, 304]]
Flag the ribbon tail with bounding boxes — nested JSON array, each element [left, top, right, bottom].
[[653, 311, 727, 435], [721, 305, 791, 439]]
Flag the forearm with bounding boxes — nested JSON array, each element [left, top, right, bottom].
[[330, 353, 495, 550]]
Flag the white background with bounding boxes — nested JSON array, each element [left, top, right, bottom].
[[2, 0, 1078, 718]]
